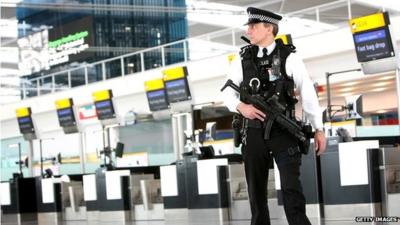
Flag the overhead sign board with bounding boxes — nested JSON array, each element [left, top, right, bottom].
[[349, 12, 398, 74], [144, 79, 169, 111]]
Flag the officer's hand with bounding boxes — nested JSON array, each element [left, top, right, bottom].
[[314, 130, 326, 156], [237, 103, 266, 121]]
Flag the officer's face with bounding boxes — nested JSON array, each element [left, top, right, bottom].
[[246, 23, 272, 45]]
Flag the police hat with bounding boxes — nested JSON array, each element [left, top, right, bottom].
[[245, 7, 282, 25]]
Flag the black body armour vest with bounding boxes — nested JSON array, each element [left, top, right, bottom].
[[240, 39, 298, 119]]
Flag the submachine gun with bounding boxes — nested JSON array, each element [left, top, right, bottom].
[[221, 79, 313, 154]]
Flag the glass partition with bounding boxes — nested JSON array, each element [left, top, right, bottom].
[[165, 42, 185, 66], [54, 72, 69, 91], [87, 63, 103, 83], [0, 137, 30, 181], [116, 119, 174, 166], [144, 49, 162, 70], [105, 59, 122, 79], [70, 68, 86, 87], [123, 54, 142, 75]]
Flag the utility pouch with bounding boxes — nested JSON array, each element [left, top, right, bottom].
[[232, 114, 242, 147]]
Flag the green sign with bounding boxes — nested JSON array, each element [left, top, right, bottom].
[[49, 31, 89, 48]]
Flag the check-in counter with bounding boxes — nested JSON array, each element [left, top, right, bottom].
[[83, 167, 162, 222], [379, 146, 400, 217], [36, 177, 63, 225], [60, 174, 86, 221], [1, 177, 38, 225], [83, 169, 131, 222], [161, 155, 230, 223], [131, 174, 164, 221], [320, 140, 382, 220], [227, 164, 279, 221]]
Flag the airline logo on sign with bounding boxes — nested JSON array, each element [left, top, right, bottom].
[[78, 104, 97, 120]]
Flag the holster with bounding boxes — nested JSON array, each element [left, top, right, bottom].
[[298, 123, 313, 154], [232, 114, 242, 147]]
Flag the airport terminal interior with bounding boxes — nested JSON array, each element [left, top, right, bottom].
[[0, 0, 399, 224]]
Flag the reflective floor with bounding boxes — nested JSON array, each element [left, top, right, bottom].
[[0, 219, 375, 225]]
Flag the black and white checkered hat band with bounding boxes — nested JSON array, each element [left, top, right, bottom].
[[249, 14, 280, 24]]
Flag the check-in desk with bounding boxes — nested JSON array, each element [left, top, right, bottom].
[[161, 155, 229, 223], [35, 177, 63, 225], [379, 146, 400, 218], [227, 164, 279, 220], [83, 169, 131, 222], [320, 140, 382, 220], [131, 174, 164, 221], [1, 177, 38, 225], [60, 174, 86, 221], [83, 166, 163, 222]]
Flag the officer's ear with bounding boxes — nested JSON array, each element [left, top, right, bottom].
[[263, 23, 274, 34]]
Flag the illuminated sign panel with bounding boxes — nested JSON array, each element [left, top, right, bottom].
[[15, 107, 35, 134], [349, 12, 395, 63], [57, 108, 76, 127], [353, 28, 395, 62], [146, 89, 169, 111], [94, 99, 115, 120], [164, 78, 191, 103]]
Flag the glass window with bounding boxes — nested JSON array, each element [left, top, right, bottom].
[[165, 42, 185, 66], [54, 73, 69, 92], [39, 76, 53, 95], [70, 68, 85, 87], [105, 59, 122, 79], [123, 54, 141, 74], [87, 64, 103, 83], [144, 49, 162, 70]]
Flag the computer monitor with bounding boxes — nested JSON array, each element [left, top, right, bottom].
[[115, 142, 124, 158], [199, 146, 215, 159], [345, 95, 363, 120]]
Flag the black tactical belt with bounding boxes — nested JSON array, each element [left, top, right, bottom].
[[245, 119, 264, 128]]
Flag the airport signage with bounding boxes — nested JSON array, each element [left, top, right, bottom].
[[349, 12, 395, 63], [55, 98, 76, 127], [15, 107, 35, 134], [162, 66, 191, 103], [92, 89, 116, 120], [48, 31, 89, 66], [144, 79, 169, 111]]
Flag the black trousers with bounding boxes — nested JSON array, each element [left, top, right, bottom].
[[241, 127, 311, 225]]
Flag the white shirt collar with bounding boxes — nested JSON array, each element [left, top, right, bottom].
[[257, 41, 276, 58]]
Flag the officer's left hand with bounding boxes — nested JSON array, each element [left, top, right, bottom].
[[314, 130, 326, 155]]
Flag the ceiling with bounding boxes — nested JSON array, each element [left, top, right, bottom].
[[0, 0, 399, 104]]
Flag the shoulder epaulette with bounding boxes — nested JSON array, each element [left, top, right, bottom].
[[240, 44, 253, 56]]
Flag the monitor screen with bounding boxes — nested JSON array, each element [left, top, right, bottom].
[[94, 99, 116, 120], [146, 89, 169, 111], [17, 116, 34, 134], [345, 95, 363, 120], [165, 78, 191, 103], [57, 108, 76, 127], [353, 27, 395, 62]]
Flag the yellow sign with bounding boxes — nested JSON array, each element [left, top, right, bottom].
[[144, 79, 164, 92], [349, 12, 387, 34], [16, 107, 30, 118], [163, 66, 187, 81], [276, 34, 292, 45], [227, 54, 236, 63], [92, 89, 112, 102], [55, 98, 73, 109]]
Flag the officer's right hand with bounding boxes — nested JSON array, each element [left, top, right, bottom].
[[237, 103, 266, 121]]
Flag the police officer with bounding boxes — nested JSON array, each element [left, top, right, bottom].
[[222, 7, 327, 225]]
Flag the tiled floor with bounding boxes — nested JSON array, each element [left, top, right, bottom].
[[0, 218, 375, 225]]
